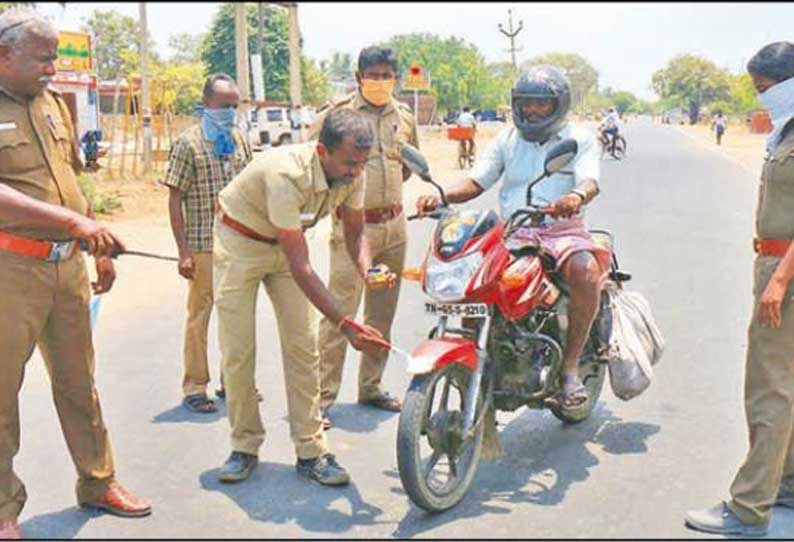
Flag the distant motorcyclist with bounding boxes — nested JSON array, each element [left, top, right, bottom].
[[416, 65, 610, 414]]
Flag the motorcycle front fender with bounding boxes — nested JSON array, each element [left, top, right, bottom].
[[408, 337, 478, 375]]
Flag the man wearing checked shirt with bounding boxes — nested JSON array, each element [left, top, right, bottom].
[[416, 65, 610, 415]]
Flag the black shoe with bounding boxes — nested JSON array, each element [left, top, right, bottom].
[[296, 453, 350, 486], [218, 451, 258, 483]]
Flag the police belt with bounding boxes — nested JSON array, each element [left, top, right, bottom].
[[220, 212, 278, 245], [0, 229, 77, 262], [753, 238, 792, 257]]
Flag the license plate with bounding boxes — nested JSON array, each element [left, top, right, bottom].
[[424, 302, 489, 318]]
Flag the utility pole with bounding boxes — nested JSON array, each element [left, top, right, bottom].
[[286, 2, 302, 106], [498, 8, 524, 71], [139, 2, 152, 174], [234, 3, 251, 113], [251, 2, 266, 103]]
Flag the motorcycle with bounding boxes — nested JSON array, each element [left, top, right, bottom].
[[396, 141, 631, 512]]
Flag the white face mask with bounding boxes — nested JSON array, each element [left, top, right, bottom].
[[758, 76, 794, 152]]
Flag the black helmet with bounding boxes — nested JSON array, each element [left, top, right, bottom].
[[511, 65, 571, 142]]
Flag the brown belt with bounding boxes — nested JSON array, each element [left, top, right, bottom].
[[337, 204, 403, 224], [753, 238, 792, 257], [220, 213, 278, 245], [0, 229, 77, 261]]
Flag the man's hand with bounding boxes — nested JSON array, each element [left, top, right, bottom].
[[366, 263, 397, 290], [178, 250, 196, 280], [68, 215, 125, 258], [92, 256, 116, 294], [416, 194, 440, 217], [758, 276, 788, 328], [545, 193, 584, 219], [341, 320, 390, 356]]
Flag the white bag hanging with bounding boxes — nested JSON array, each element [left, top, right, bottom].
[[602, 284, 665, 400]]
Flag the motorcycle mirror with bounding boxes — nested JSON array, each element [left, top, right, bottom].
[[543, 138, 578, 175], [400, 143, 432, 180]]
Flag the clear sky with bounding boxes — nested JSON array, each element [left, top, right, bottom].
[[35, 2, 794, 101]]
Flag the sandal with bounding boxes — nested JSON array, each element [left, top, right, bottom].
[[549, 375, 588, 412], [183, 393, 217, 414]]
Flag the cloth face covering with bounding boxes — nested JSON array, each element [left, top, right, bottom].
[[201, 107, 238, 157], [360, 79, 396, 107], [759, 75, 794, 152]]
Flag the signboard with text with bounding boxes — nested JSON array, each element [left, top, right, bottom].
[[56, 31, 92, 73], [403, 63, 430, 91]]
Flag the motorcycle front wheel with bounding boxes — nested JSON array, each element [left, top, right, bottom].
[[397, 363, 485, 513]]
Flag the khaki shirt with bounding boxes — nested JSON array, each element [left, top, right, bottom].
[[0, 87, 87, 239], [756, 126, 794, 240], [218, 141, 364, 238], [308, 91, 419, 210]]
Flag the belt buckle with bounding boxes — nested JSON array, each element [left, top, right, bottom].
[[47, 240, 75, 262]]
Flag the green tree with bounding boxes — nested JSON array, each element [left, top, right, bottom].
[[301, 56, 329, 106], [154, 61, 206, 115], [167, 32, 205, 64], [522, 52, 599, 109], [610, 91, 639, 115], [81, 9, 160, 80], [322, 51, 354, 84], [651, 54, 732, 124]]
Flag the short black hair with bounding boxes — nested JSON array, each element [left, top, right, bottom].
[[319, 109, 374, 153], [747, 42, 794, 83], [203, 73, 235, 99], [358, 45, 398, 74], [463, 107, 470, 112]]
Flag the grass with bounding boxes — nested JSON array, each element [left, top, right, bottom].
[[76, 173, 122, 216]]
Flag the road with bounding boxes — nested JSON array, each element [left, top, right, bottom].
[[16, 119, 794, 538]]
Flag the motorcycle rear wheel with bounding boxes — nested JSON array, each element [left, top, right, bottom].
[[397, 364, 485, 513], [549, 357, 606, 424]]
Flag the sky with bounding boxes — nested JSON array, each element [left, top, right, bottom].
[[35, 2, 794, 101]]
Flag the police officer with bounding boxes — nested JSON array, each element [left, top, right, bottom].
[[0, 9, 150, 539], [686, 42, 794, 536], [213, 109, 392, 486], [308, 46, 419, 428]]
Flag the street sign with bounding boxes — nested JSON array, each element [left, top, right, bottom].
[[56, 31, 92, 73], [403, 63, 430, 91]]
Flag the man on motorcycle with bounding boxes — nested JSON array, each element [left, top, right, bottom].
[[599, 107, 621, 151], [416, 65, 610, 414]]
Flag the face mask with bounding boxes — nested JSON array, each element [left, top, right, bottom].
[[360, 78, 395, 107], [758, 76, 794, 152], [201, 107, 238, 157]]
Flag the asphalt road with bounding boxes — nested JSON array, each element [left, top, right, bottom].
[[15, 118, 794, 539]]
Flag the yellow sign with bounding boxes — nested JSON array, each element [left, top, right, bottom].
[[403, 64, 430, 91], [56, 31, 92, 73]]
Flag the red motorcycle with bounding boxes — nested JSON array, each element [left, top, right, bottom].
[[396, 141, 631, 512]]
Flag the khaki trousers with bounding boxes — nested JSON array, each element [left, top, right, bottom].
[[182, 251, 216, 396], [0, 251, 115, 520], [213, 222, 327, 459], [728, 256, 794, 525], [318, 217, 406, 408]]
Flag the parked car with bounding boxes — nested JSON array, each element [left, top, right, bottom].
[[247, 106, 294, 149], [474, 109, 506, 122]]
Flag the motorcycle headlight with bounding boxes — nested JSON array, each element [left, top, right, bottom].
[[425, 251, 483, 302]]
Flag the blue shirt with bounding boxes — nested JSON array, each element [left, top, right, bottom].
[[470, 123, 600, 221]]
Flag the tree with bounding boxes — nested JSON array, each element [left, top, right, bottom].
[[522, 52, 599, 109], [301, 56, 329, 106], [81, 9, 160, 80], [322, 51, 354, 84], [201, 3, 327, 104], [651, 54, 732, 124], [167, 32, 205, 64], [153, 62, 206, 115]]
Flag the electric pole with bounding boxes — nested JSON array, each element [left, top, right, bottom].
[[234, 3, 251, 112], [139, 2, 152, 174], [498, 8, 524, 71], [286, 2, 302, 106]]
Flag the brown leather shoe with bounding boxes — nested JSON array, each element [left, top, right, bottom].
[[358, 392, 401, 412], [80, 483, 152, 518], [0, 519, 22, 540]]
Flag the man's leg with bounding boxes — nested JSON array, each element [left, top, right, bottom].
[[35, 256, 116, 505], [318, 236, 365, 410], [264, 270, 328, 460], [560, 251, 601, 379], [182, 252, 215, 399], [214, 227, 267, 456], [727, 258, 794, 525], [0, 255, 53, 521], [359, 225, 406, 404]]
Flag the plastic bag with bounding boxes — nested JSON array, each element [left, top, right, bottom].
[[601, 284, 665, 400]]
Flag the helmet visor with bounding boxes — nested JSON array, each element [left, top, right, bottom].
[[513, 96, 558, 122]]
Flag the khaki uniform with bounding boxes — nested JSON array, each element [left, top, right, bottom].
[[214, 141, 364, 459], [728, 126, 794, 525], [308, 92, 419, 407], [0, 88, 115, 520]]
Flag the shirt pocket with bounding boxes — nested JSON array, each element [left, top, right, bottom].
[[0, 129, 38, 174], [47, 116, 73, 164], [768, 148, 794, 188]]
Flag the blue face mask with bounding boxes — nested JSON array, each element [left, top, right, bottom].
[[758, 76, 794, 152], [201, 107, 238, 157]]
